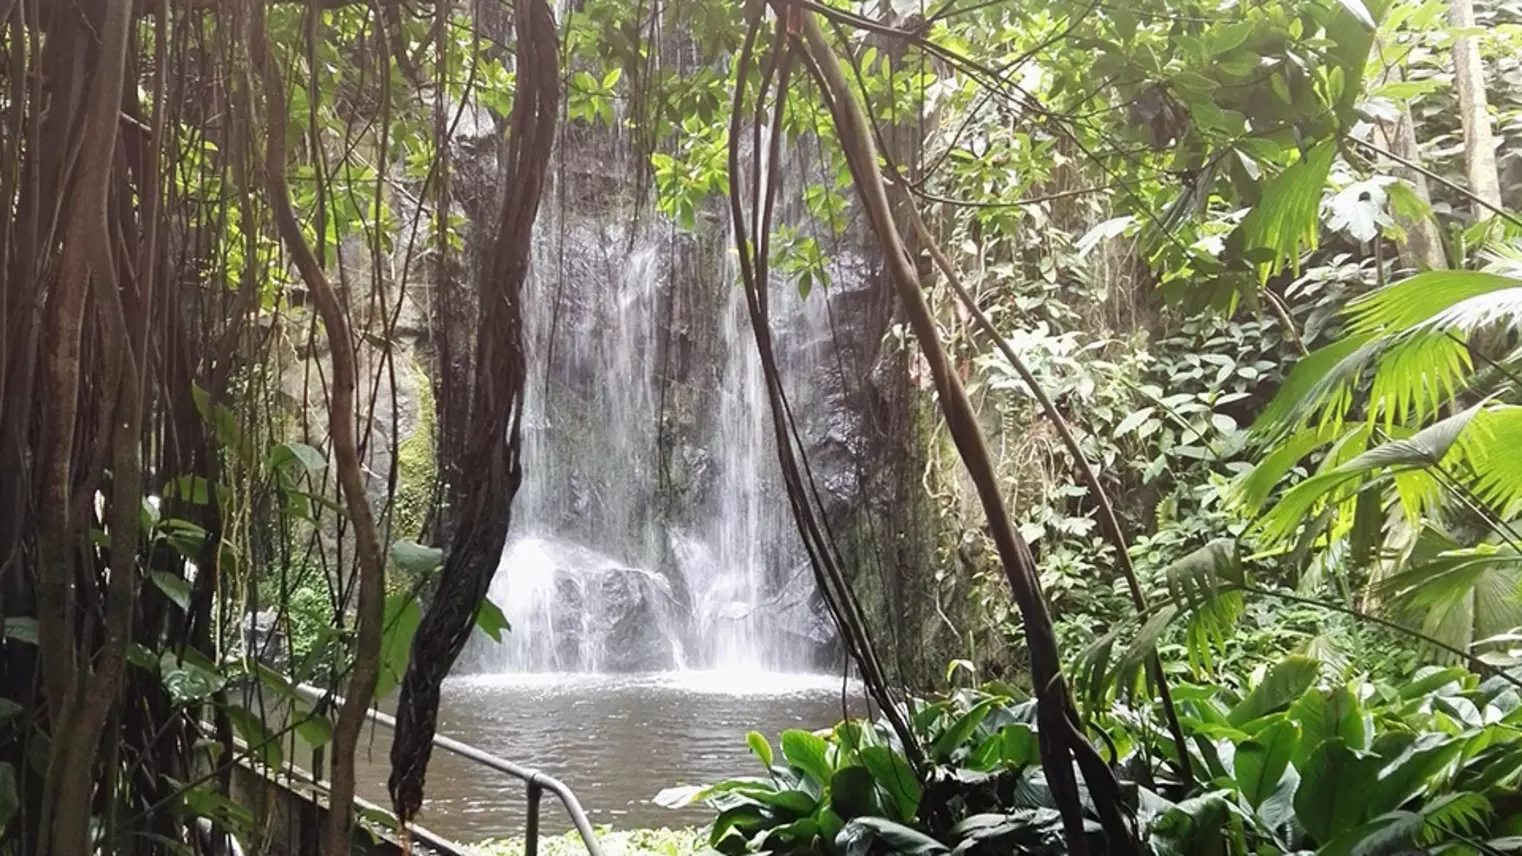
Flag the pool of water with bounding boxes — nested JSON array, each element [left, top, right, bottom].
[[351, 671, 864, 844]]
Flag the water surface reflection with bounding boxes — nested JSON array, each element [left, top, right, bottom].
[[353, 671, 862, 843]]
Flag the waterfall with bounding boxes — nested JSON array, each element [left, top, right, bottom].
[[463, 195, 833, 674]]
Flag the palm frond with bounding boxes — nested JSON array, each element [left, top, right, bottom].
[[1256, 405, 1485, 545], [1414, 792, 1491, 846], [1344, 272, 1519, 335], [1252, 334, 1377, 441], [1241, 141, 1337, 284], [1256, 272, 1522, 436], [1451, 405, 1522, 515]]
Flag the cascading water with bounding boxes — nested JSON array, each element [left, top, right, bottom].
[[463, 188, 837, 675]]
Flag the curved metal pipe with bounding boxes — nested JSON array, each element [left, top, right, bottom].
[[294, 683, 606, 856]]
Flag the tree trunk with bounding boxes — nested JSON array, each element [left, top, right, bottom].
[[1375, 105, 1447, 269], [1450, 0, 1503, 217]]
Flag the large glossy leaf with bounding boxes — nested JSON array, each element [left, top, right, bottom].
[[710, 803, 768, 848], [836, 817, 949, 856], [860, 745, 920, 822], [376, 592, 422, 698], [149, 571, 192, 611], [829, 766, 882, 820], [473, 597, 510, 643], [781, 729, 833, 787], [930, 698, 996, 762], [1230, 656, 1321, 725], [1290, 684, 1367, 771], [1295, 738, 1376, 843], [159, 650, 226, 705], [747, 731, 774, 769], [1367, 733, 1463, 817], [225, 704, 282, 770], [1234, 719, 1300, 807], [388, 540, 443, 575], [269, 441, 326, 472]]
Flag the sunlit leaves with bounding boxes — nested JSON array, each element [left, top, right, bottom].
[[1237, 141, 1338, 285]]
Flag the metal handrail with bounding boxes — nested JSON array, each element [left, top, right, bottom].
[[293, 683, 607, 856]]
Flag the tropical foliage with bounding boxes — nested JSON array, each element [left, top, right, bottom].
[[664, 661, 1522, 855], [4, 0, 1522, 849]]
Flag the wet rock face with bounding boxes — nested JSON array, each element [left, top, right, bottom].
[[545, 567, 677, 673], [595, 571, 679, 672]]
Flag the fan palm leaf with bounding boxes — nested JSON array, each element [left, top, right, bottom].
[[1252, 272, 1521, 438]]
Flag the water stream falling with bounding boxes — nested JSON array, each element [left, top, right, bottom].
[[465, 196, 830, 674]]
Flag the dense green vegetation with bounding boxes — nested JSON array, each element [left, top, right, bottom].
[[660, 662, 1522, 854], [2, 0, 1521, 853]]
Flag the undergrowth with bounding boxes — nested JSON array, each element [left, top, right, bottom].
[[473, 826, 707, 856]]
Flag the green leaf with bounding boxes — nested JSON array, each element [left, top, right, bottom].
[[2, 617, 38, 646], [376, 592, 422, 698], [829, 766, 882, 820], [269, 441, 326, 472], [745, 786, 817, 815], [931, 698, 997, 762], [837, 818, 948, 856], [150, 571, 192, 611], [295, 711, 334, 749], [1238, 140, 1336, 284], [473, 597, 510, 643], [860, 745, 920, 822], [781, 729, 833, 787], [180, 786, 255, 840], [1367, 733, 1463, 817], [1230, 656, 1322, 725], [388, 541, 443, 575], [1347, 270, 1519, 332], [1234, 719, 1300, 807], [1291, 684, 1367, 771], [159, 650, 226, 705], [1334, 0, 1377, 30], [1115, 407, 1156, 436], [127, 643, 158, 671], [1165, 539, 1243, 611], [996, 723, 1040, 768], [357, 804, 399, 836], [225, 704, 282, 770], [0, 762, 16, 832], [747, 731, 774, 769], [1251, 334, 1377, 439], [710, 803, 768, 847], [1295, 738, 1376, 843], [1211, 21, 1254, 52], [1399, 667, 1468, 700]]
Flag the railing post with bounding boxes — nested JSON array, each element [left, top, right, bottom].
[[525, 781, 544, 856]]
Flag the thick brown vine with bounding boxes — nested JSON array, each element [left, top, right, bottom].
[[387, 0, 560, 827], [793, 11, 1138, 855], [253, 7, 389, 854]]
